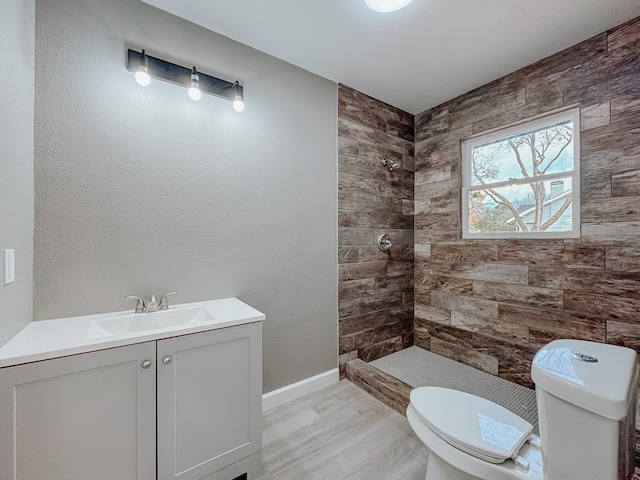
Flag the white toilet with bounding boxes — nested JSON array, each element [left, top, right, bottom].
[[407, 339, 638, 480]]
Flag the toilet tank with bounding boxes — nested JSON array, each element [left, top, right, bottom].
[[531, 339, 638, 480]]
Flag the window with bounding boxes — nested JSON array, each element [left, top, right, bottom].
[[461, 108, 580, 239]]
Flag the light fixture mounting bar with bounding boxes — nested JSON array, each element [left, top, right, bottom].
[[126, 49, 240, 101]]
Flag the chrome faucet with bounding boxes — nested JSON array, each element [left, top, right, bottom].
[[125, 292, 177, 313]]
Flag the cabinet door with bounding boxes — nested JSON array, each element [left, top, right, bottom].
[[157, 322, 262, 480], [0, 342, 156, 480]]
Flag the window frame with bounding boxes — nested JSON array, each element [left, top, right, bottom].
[[461, 108, 581, 239]]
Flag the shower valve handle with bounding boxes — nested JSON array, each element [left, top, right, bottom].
[[377, 233, 392, 252]]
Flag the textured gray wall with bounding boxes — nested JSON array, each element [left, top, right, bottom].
[[34, 0, 338, 392], [0, 0, 35, 345]]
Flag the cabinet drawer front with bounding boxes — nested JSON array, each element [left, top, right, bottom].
[[157, 322, 262, 480], [0, 342, 157, 480]]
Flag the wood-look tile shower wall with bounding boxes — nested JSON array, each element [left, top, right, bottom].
[[413, 16, 640, 387], [338, 85, 415, 376]]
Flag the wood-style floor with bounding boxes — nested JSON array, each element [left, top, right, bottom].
[[257, 380, 430, 480], [258, 379, 640, 479]]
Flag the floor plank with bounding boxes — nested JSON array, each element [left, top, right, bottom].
[[257, 379, 429, 480]]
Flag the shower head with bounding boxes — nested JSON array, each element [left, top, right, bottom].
[[381, 159, 401, 171]]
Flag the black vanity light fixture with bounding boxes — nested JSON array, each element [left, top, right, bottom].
[[127, 49, 245, 112]]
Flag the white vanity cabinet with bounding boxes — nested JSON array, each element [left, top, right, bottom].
[[0, 341, 157, 480], [0, 321, 263, 480]]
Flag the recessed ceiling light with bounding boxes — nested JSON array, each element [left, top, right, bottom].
[[364, 0, 414, 13]]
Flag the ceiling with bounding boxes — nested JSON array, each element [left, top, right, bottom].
[[143, 0, 640, 114]]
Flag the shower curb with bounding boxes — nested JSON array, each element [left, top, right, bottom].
[[345, 358, 412, 416]]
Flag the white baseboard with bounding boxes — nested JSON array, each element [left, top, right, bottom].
[[262, 368, 339, 411]]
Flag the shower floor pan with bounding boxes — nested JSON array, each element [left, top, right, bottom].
[[347, 346, 539, 434]]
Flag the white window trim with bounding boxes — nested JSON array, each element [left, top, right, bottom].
[[461, 108, 581, 239]]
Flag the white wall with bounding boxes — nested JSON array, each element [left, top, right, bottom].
[[34, 0, 338, 392], [0, 0, 35, 346]]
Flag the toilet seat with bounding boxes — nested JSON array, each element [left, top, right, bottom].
[[410, 387, 533, 464], [407, 403, 543, 480]]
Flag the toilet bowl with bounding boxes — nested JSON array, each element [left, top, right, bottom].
[[407, 339, 638, 480]]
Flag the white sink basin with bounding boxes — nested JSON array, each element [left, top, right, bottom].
[[86, 307, 214, 338]]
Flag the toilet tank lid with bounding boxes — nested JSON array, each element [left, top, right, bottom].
[[531, 339, 638, 420]]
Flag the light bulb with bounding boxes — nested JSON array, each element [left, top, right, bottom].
[[135, 50, 151, 86], [188, 67, 201, 101], [135, 66, 151, 86], [188, 85, 201, 101], [364, 0, 413, 13], [232, 98, 245, 112], [232, 82, 244, 112]]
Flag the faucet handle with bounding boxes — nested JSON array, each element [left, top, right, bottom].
[[125, 295, 146, 314], [159, 292, 177, 310]]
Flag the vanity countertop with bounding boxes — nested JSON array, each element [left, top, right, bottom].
[[0, 297, 265, 368]]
